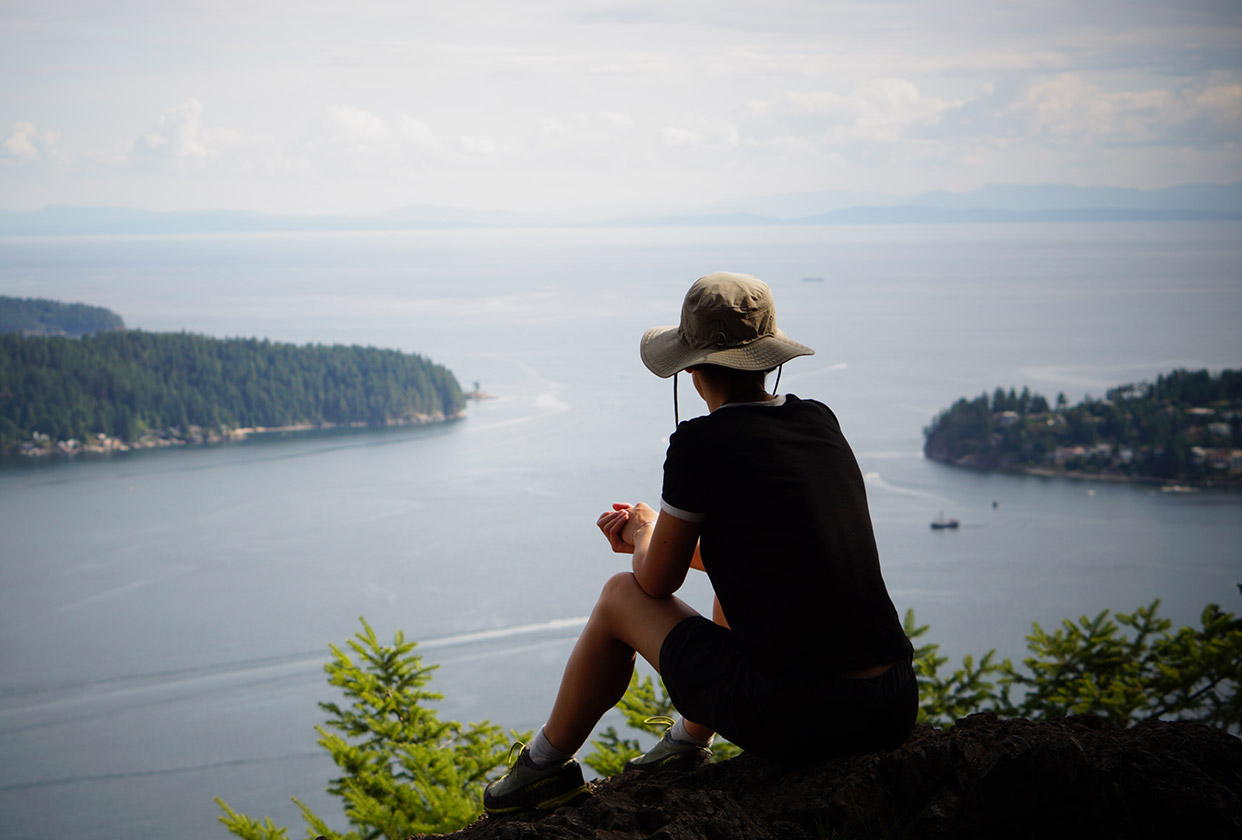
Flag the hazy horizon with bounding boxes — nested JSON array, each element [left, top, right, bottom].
[[2, 181, 1240, 238]]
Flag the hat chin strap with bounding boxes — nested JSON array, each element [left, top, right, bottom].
[[673, 372, 680, 426]]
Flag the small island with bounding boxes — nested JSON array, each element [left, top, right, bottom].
[[923, 369, 1242, 487], [1, 297, 465, 459]]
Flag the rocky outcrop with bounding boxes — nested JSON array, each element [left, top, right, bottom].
[[434, 714, 1241, 840]]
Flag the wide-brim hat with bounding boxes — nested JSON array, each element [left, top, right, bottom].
[[640, 271, 814, 378]]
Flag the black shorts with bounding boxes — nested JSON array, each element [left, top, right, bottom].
[[659, 615, 917, 765]]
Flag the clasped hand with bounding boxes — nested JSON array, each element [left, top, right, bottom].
[[596, 502, 656, 554]]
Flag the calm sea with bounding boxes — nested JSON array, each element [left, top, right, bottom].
[[1, 222, 1240, 839]]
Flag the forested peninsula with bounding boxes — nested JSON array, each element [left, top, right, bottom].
[[0, 294, 126, 337], [0, 315, 465, 457], [923, 369, 1242, 487]]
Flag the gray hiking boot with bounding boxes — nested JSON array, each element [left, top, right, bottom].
[[483, 746, 589, 815], [624, 725, 712, 773]]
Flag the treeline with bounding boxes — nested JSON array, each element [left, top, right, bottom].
[[0, 295, 125, 336], [0, 330, 464, 450], [923, 369, 1242, 483]]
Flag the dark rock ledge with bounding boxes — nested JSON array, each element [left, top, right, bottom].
[[430, 713, 1241, 840]]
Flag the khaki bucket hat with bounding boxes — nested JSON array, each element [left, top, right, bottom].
[[640, 272, 814, 378]]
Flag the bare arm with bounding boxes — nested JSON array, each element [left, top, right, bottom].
[[597, 502, 701, 598], [630, 509, 700, 597]]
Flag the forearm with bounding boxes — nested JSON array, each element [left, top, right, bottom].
[[635, 517, 702, 573], [629, 520, 657, 590], [611, 503, 697, 597], [631, 519, 688, 599]]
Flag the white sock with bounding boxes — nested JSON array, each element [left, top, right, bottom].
[[670, 718, 713, 747], [527, 726, 574, 768]]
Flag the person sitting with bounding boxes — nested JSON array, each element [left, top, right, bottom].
[[483, 271, 916, 814]]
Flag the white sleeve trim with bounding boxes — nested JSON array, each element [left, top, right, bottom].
[[660, 498, 707, 523]]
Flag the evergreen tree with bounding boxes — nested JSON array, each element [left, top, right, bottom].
[[216, 619, 520, 839]]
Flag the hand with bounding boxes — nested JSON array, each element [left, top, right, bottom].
[[596, 502, 656, 554], [597, 503, 634, 553]]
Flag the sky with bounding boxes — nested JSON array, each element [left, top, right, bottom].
[[1, 0, 1240, 215]]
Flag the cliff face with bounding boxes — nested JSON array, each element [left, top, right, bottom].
[[436, 714, 1241, 840]]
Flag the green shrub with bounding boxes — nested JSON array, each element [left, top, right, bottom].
[[218, 597, 1240, 837], [216, 619, 524, 840]]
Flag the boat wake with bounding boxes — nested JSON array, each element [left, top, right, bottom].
[[777, 361, 848, 384], [0, 751, 323, 794], [0, 616, 590, 795], [0, 617, 589, 718], [420, 616, 587, 651], [862, 471, 950, 503]]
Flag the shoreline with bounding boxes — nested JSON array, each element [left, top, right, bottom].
[[4, 410, 466, 462], [925, 454, 1238, 491]]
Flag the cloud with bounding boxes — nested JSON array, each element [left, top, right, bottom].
[[740, 70, 1242, 173], [660, 126, 702, 148], [784, 78, 962, 144], [660, 121, 739, 150], [1, 122, 66, 165], [113, 101, 504, 184], [287, 106, 448, 176], [396, 116, 435, 147], [534, 112, 635, 145], [310, 107, 436, 152], [758, 135, 824, 157], [323, 106, 389, 147], [598, 111, 634, 128], [539, 117, 572, 137], [457, 135, 499, 156], [126, 100, 310, 178], [1196, 82, 1242, 121], [724, 78, 969, 168], [1004, 73, 1242, 147], [133, 99, 215, 159]]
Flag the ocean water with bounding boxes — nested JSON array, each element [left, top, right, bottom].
[[0, 222, 1239, 839]]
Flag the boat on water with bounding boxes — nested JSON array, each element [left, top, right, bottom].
[[1160, 484, 1199, 494], [930, 512, 960, 530]]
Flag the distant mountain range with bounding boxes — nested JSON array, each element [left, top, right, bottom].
[[1, 182, 1238, 235]]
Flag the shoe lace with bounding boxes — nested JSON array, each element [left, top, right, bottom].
[[504, 741, 527, 766]]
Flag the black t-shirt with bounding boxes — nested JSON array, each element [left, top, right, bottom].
[[660, 394, 912, 678]]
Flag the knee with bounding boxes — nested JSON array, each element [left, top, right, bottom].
[[593, 571, 655, 624], [591, 571, 655, 637], [598, 571, 642, 609]]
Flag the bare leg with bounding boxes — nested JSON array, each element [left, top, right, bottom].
[[542, 572, 700, 753]]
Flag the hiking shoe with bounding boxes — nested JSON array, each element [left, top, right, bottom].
[[624, 728, 712, 773], [483, 746, 589, 815]]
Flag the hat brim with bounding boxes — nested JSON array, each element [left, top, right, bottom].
[[640, 325, 814, 379]]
